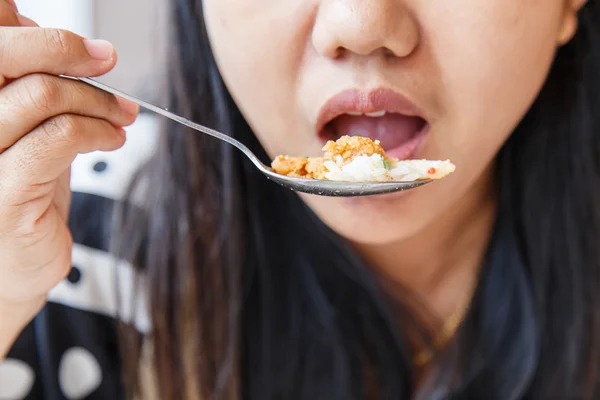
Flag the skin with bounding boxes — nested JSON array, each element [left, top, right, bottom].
[[204, 0, 586, 321], [0, 0, 586, 362], [0, 0, 139, 358]]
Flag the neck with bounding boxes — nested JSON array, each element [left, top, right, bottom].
[[352, 168, 497, 322]]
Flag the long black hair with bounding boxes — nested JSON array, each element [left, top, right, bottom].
[[116, 1, 600, 399]]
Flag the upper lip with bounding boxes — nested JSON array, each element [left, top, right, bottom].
[[315, 88, 425, 135]]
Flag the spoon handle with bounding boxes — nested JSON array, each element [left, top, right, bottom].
[[67, 76, 265, 169]]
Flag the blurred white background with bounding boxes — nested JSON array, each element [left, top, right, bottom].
[[15, 0, 168, 102]]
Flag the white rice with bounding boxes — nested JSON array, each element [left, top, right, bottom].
[[323, 154, 455, 182]]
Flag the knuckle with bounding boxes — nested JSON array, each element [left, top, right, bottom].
[[19, 74, 60, 113], [44, 28, 74, 58], [44, 114, 79, 143]]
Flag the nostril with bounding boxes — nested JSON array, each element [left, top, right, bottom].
[[382, 47, 397, 58], [330, 46, 345, 60]]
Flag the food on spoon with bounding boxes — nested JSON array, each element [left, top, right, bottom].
[[271, 136, 455, 182]]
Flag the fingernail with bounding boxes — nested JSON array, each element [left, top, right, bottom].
[[116, 97, 139, 116], [83, 39, 114, 60], [16, 14, 38, 27]]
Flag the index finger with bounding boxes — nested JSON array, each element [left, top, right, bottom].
[[4, 0, 17, 12], [0, 27, 117, 80], [0, 1, 38, 28]]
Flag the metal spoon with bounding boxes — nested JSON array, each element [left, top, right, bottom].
[[76, 77, 431, 197]]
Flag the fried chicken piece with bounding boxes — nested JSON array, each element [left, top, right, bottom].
[[271, 136, 390, 179], [305, 157, 327, 180], [271, 155, 308, 177], [322, 135, 386, 162]]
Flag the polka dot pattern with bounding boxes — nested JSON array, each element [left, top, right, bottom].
[[0, 359, 35, 399], [67, 266, 82, 284], [59, 347, 103, 399], [92, 161, 108, 173]]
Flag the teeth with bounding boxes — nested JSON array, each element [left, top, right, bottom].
[[344, 111, 387, 117], [365, 110, 387, 117]]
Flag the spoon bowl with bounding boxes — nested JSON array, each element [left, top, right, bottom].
[[263, 169, 430, 196], [75, 77, 432, 197]]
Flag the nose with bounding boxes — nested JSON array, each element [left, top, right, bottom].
[[312, 0, 419, 60]]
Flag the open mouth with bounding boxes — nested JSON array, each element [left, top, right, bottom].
[[316, 88, 429, 160]]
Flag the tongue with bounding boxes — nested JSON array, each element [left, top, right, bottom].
[[329, 113, 425, 150]]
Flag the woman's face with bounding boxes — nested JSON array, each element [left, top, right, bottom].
[[203, 0, 582, 245]]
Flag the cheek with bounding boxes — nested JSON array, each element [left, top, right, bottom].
[[426, 1, 563, 161], [200, 0, 567, 247], [203, 0, 316, 156], [302, 2, 565, 245]]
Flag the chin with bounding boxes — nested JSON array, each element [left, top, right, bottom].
[[300, 191, 428, 246]]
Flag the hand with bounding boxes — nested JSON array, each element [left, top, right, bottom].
[[0, 1, 138, 312]]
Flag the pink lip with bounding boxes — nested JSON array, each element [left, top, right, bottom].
[[315, 88, 425, 137], [315, 88, 429, 160]]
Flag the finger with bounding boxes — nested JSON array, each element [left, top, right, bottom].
[[0, 1, 20, 26], [0, 0, 40, 28], [0, 27, 117, 80], [54, 169, 71, 222], [0, 114, 126, 192], [16, 14, 38, 27], [0, 73, 139, 152], [0, 2, 24, 86], [4, 0, 17, 12]]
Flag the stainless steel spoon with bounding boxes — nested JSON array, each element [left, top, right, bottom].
[[76, 77, 431, 197]]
